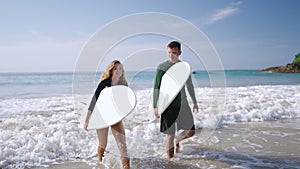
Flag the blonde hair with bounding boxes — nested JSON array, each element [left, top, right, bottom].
[[100, 60, 128, 86]]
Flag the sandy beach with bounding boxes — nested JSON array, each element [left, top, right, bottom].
[[32, 118, 300, 169]]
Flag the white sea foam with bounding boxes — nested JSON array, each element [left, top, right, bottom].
[[0, 96, 96, 168], [0, 85, 299, 168], [131, 85, 300, 129], [220, 85, 300, 123]]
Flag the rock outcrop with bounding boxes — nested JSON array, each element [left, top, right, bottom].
[[260, 62, 300, 73]]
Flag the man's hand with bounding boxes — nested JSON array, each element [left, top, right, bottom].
[[154, 108, 160, 118], [193, 103, 199, 113]]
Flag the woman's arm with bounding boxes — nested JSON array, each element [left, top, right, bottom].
[[84, 79, 111, 130], [84, 110, 92, 131]]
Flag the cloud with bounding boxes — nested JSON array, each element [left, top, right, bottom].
[[29, 30, 57, 42], [230, 1, 243, 6], [206, 1, 242, 25]]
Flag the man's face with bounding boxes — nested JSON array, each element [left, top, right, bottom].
[[168, 47, 181, 63]]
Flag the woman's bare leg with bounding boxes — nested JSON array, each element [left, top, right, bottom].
[[96, 127, 109, 161], [111, 121, 130, 169]]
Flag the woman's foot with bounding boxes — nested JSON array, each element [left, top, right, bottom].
[[121, 157, 130, 169], [97, 146, 105, 162]]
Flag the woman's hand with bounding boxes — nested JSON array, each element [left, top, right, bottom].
[[84, 110, 92, 131], [84, 121, 89, 131]]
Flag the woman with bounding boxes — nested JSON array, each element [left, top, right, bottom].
[[84, 60, 130, 169]]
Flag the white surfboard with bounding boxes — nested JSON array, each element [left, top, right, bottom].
[[133, 61, 191, 123], [80, 85, 137, 130]]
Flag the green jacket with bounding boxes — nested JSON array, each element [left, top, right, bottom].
[[153, 60, 197, 108]]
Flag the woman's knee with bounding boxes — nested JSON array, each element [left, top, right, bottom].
[[111, 121, 125, 134], [96, 128, 109, 146]]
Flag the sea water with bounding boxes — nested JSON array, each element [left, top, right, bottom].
[[0, 70, 300, 168]]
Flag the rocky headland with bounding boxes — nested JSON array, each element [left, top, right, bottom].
[[260, 62, 300, 73]]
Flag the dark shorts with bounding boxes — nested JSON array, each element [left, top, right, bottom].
[[160, 101, 195, 134]]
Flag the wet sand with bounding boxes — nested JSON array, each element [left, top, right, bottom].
[[33, 118, 300, 169]]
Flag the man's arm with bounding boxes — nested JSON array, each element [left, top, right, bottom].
[[153, 67, 164, 117], [186, 75, 196, 103], [153, 68, 164, 108], [186, 75, 199, 112]]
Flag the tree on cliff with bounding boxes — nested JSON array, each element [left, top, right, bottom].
[[293, 53, 300, 63]]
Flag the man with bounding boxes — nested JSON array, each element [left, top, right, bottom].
[[153, 41, 199, 159]]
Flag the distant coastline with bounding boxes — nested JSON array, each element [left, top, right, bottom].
[[260, 62, 300, 73]]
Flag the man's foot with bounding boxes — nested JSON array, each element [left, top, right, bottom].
[[167, 147, 174, 159], [174, 138, 180, 153]]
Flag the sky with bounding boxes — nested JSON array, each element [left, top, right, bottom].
[[0, 0, 299, 72]]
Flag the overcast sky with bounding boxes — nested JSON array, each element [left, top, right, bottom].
[[0, 0, 299, 72]]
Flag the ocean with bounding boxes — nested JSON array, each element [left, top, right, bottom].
[[0, 70, 300, 169]]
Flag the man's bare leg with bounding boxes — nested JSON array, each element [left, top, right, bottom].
[[166, 134, 175, 159], [174, 130, 195, 153]]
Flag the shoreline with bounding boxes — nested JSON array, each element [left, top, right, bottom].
[[31, 118, 300, 169]]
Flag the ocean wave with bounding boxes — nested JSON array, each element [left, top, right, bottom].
[[131, 85, 300, 127], [220, 85, 300, 123], [0, 85, 299, 168], [1, 85, 299, 124]]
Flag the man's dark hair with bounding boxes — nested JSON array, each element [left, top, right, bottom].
[[167, 41, 181, 51]]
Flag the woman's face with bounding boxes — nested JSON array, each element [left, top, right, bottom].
[[112, 63, 123, 79]]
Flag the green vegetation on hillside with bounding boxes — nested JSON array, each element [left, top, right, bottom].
[[293, 53, 300, 63]]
